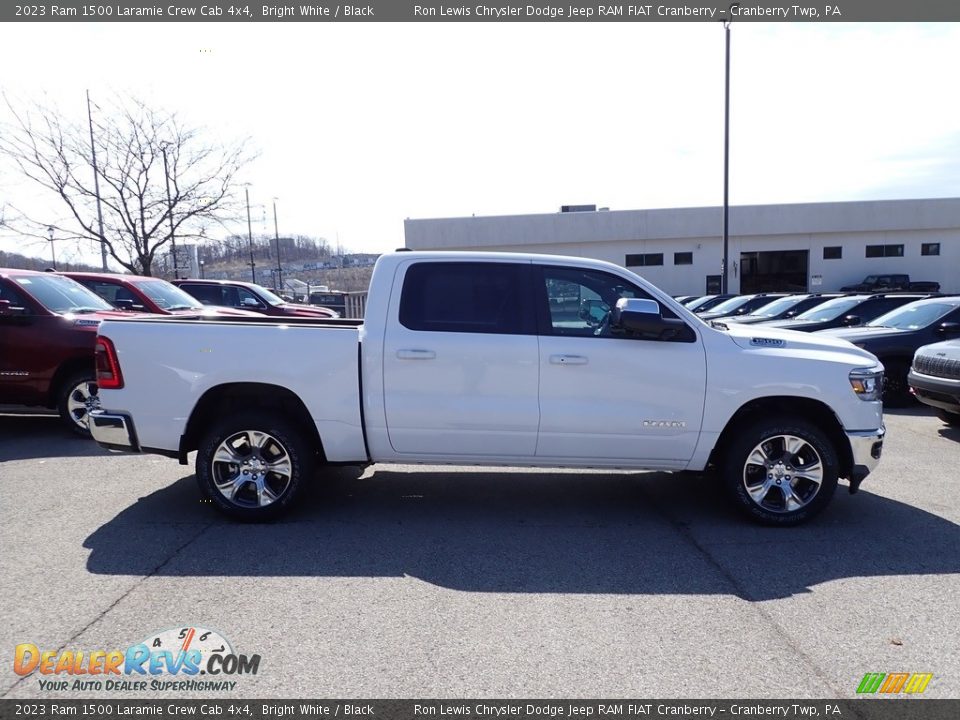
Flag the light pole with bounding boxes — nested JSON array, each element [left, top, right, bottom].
[[272, 198, 283, 293], [199, 259, 205, 279], [722, 14, 732, 294], [47, 226, 56, 270], [161, 144, 179, 279], [245, 185, 256, 284]]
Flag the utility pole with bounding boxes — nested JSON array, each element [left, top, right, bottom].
[[245, 185, 256, 284], [722, 18, 732, 294], [86, 90, 108, 270], [161, 145, 178, 279], [272, 198, 282, 292]]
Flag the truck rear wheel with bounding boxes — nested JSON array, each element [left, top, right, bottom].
[[57, 370, 99, 436], [196, 413, 314, 521], [721, 417, 838, 526]]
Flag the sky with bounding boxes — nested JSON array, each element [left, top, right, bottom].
[[1, 21, 959, 266]]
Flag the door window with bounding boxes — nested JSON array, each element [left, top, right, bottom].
[[539, 266, 681, 338], [399, 262, 534, 335], [237, 288, 265, 308]]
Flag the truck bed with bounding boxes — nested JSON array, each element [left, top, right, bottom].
[[97, 316, 368, 461]]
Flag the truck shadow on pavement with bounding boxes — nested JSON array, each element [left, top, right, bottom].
[[83, 467, 960, 601], [0, 413, 110, 460]]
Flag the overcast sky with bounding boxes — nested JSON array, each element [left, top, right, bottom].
[[1, 21, 959, 265]]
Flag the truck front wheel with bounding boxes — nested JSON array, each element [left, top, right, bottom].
[[721, 418, 839, 526], [196, 413, 314, 521]]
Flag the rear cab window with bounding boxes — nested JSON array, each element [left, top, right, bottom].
[[398, 261, 535, 335]]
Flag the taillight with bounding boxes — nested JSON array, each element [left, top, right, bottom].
[[95, 336, 124, 389]]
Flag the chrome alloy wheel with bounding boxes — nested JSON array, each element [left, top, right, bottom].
[[210, 430, 293, 508], [742, 434, 824, 514], [66, 380, 100, 432]]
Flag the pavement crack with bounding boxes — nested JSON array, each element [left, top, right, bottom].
[[635, 482, 858, 702], [1, 521, 214, 698]]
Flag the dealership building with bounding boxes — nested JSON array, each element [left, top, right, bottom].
[[404, 197, 960, 295]]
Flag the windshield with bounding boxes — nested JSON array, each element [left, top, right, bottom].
[[13, 274, 114, 313], [135, 279, 203, 310], [253, 284, 285, 305], [685, 295, 716, 311], [867, 302, 957, 330], [746, 296, 804, 318], [703, 295, 752, 314], [795, 297, 863, 322]]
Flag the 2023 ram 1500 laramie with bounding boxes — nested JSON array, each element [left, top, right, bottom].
[[89, 252, 886, 526]]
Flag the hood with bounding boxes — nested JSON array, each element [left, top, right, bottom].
[[170, 306, 262, 318], [278, 304, 336, 318], [722, 322, 880, 364], [915, 339, 960, 360], [723, 315, 770, 325], [60, 309, 153, 329], [757, 318, 824, 330], [816, 326, 907, 342]]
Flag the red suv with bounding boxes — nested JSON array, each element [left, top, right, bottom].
[[62, 272, 260, 318], [0, 269, 152, 434], [171, 279, 338, 318]]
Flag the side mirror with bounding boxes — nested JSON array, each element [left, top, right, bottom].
[[241, 297, 261, 308], [612, 298, 685, 340], [938, 321, 960, 336], [0, 299, 26, 317], [841, 314, 862, 327], [113, 299, 135, 311]]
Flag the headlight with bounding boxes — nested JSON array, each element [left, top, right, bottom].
[[849, 367, 884, 401]]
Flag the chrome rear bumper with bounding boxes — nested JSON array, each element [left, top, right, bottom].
[[89, 410, 140, 453]]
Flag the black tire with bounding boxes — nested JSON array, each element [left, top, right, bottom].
[[721, 417, 839, 526], [196, 412, 315, 521], [56, 369, 98, 436], [881, 359, 913, 408], [937, 409, 960, 427]]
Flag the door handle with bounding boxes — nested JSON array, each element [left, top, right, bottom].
[[396, 349, 436, 360], [549, 354, 588, 365]]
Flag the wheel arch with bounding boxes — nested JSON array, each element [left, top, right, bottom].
[[709, 396, 853, 479], [179, 382, 325, 465], [48, 357, 95, 408]]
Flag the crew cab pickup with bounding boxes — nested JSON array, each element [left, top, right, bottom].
[[0, 268, 152, 434], [840, 274, 941, 293], [90, 252, 887, 526]]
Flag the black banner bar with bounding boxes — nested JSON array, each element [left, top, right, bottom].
[[1, 700, 959, 720], [4, 1, 960, 23]]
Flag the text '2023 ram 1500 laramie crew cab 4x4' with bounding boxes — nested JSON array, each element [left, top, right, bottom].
[[89, 252, 886, 525]]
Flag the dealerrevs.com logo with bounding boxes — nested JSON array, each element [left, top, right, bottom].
[[13, 626, 261, 692]]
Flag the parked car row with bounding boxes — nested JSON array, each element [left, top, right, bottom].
[[0, 268, 338, 434], [675, 291, 960, 407]]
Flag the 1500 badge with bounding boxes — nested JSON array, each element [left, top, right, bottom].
[[751, 337, 786, 347]]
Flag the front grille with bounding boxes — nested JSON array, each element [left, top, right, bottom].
[[913, 353, 960, 380]]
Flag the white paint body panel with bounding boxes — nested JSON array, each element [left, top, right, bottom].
[[96, 251, 884, 473]]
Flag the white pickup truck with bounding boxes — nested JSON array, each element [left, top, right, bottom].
[[90, 251, 886, 525]]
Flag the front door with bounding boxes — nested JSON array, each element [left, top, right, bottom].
[[535, 265, 707, 464]]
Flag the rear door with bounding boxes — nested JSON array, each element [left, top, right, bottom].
[[381, 260, 540, 457]]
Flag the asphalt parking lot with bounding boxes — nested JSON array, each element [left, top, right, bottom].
[[1, 408, 958, 700]]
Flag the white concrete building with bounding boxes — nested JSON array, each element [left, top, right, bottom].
[[404, 197, 960, 295]]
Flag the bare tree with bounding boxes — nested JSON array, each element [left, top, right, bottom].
[[0, 94, 255, 275]]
